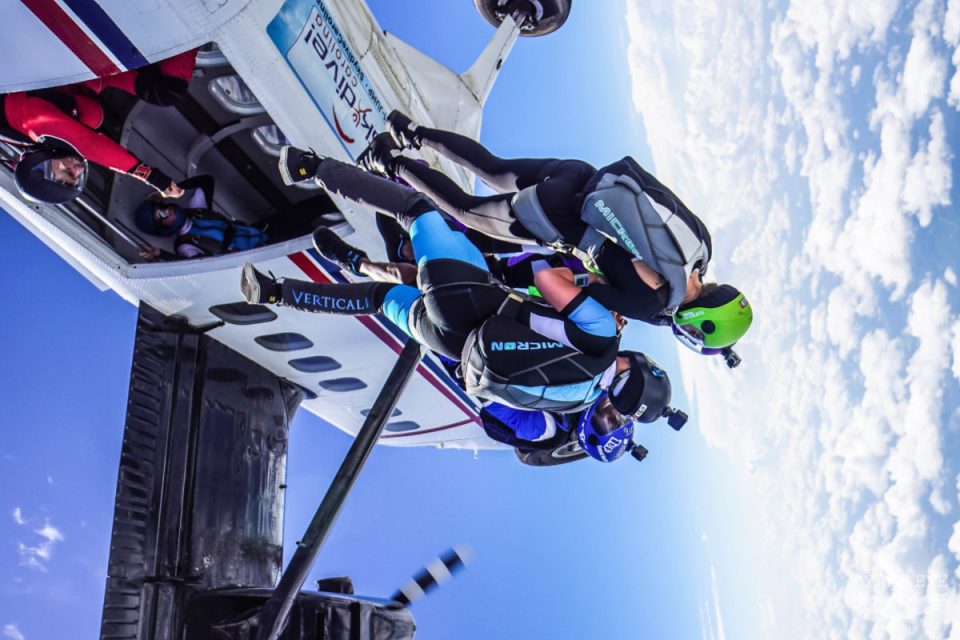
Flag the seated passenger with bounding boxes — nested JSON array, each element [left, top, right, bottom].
[[1, 49, 199, 204], [134, 175, 312, 260], [241, 151, 680, 461]]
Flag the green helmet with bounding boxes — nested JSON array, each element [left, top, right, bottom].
[[673, 284, 752, 350]]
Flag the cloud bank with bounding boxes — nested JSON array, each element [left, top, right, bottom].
[[625, 0, 960, 636]]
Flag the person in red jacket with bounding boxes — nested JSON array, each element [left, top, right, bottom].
[[1, 49, 198, 204]]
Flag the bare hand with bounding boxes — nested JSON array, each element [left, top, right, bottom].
[[139, 245, 161, 261], [161, 182, 185, 199]]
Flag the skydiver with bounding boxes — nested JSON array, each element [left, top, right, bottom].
[[1, 49, 199, 204], [241, 151, 680, 461], [350, 112, 752, 361]]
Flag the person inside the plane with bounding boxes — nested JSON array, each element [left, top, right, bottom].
[[242, 150, 678, 461], [1, 49, 199, 204], [349, 111, 752, 358], [134, 175, 313, 260]]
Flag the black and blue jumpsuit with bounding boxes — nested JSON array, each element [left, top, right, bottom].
[[389, 127, 670, 322]]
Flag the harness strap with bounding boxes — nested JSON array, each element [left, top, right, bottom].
[[496, 293, 525, 320]]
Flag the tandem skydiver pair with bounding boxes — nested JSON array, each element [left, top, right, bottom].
[[241, 144, 678, 463], [240, 113, 753, 462], [305, 111, 753, 361]]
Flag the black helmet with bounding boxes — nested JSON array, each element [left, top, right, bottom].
[[14, 138, 88, 204], [608, 352, 672, 423]]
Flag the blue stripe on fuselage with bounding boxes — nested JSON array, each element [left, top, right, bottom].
[[63, 0, 149, 70]]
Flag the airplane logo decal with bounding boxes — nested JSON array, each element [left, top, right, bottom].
[[332, 107, 355, 144], [268, 0, 387, 158]]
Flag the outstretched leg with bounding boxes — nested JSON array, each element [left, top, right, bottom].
[[281, 144, 536, 245], [241, 263, 423, 343], [391, 156, 537, 245], [416, 127, 556, 192], [313, 227, 417, 285], [388, 111, 556, 192]]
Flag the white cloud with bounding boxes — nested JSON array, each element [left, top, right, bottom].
[[699, 566, 728, 640], [11, 507, 25, 526], [2, 624, 24, 640], [17, 521, 64, 572], [625, 0, 960, 637], [902, 110, 953, 226], [780, 0, 899, 74], [946, 0, 960, 107], [952, 319, 960, 381], [900, 25, 947, 119]]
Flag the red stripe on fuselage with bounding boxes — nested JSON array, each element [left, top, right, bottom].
[[287, 252, 481, 436], [380, 418, 476, 439], [21, 0, 121, 76]]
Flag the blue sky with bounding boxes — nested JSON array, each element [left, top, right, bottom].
[[4, 1, 960, 639]]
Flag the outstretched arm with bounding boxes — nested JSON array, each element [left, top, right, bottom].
[[6, 93, 181, 196], [533, 267, 599, 312], [532, 267, 617, 353]]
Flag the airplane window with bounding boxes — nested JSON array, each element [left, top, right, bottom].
[[385, 421, 420, 433], [255, 333, 314, 352], [318, 378, 367, 392], [293, 383, 318, 401], [208, 75, 264, 116], [251, 125, 288, 157], [361, 408, 402, 417], [288, 356, 341, 373], [209, 302, 278, 325], [194, 43, 228, 69]]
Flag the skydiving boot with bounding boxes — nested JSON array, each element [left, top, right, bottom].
[[240, 263, 281, 304], [386, 110, 422, 150], [312, 227, 369, 276], [278, 146, 323, 186], [357, 132, 401, 177]]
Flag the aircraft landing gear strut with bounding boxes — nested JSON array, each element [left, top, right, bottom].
[[254, 340, 423, 640], [473, 0, 572, 37]]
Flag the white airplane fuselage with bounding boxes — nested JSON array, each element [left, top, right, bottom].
[[0, 0, 529, 451]]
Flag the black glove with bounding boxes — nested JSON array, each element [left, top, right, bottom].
[[130, 163, 174, 193]]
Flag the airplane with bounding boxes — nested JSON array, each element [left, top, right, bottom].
[[0, 0, 572, 637]]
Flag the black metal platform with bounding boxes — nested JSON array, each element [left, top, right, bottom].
[[100, 304, 303, 639]]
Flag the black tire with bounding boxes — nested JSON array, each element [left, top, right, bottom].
[[515, 439, 587, 466], [473, 0, 572, 37]]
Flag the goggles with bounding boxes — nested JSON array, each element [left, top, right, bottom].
[[671, 324, 724, 355], [41, 157, 89, 191], [589, 396, 634, 433]]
